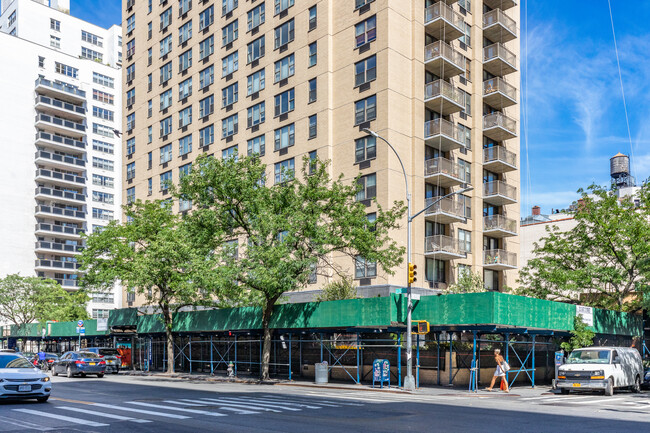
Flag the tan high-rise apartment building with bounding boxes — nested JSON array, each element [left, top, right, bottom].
[[121, 0, 519, 307]]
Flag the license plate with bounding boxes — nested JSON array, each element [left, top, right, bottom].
[[572, 383, 581, 387], [18, 385, 31, 392], [89, 362, 96, 366]]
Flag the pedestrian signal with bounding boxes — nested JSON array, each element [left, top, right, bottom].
[[413, 321, 429, 335]]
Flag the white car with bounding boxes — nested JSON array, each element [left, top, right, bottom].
[[0, 353, 51, 402], [557, 346, 643, 396]]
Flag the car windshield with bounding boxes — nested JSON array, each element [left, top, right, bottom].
[[98, 349, 119, 356], [567, 350, 611, 364], [0, 356, 34, 369], [77, 352, 99, 358]]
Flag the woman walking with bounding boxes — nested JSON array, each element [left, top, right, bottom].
[[486, 349, 509, 392]]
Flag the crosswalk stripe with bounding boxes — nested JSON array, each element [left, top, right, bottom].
[[267, 394, 367, 406], [569, 398, 624, 405], [217, 406, 261, 415], [197, 398, 283, 412], [284, 393, 372, 404], [164, 398, 261, 415], [237, 397, 323, 409], [163, 400, 205, 406], [91, 403, 191, 419], [127, 401, 227, 417], [200, 397, 301, 411], [261, 395, 346, 407], [13, 409, 109, 427], [519, 396, 558, 401], [57, 406, 152, 423]]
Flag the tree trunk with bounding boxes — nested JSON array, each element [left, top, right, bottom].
[[260, 296, 278, 381], [162, 304, 175, 374]]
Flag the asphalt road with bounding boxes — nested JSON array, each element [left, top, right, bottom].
[[1, 375, 650, 432]]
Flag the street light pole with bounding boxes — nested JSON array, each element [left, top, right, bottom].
[[362, 128, 472, 392]]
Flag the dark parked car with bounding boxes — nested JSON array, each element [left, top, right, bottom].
[[84, 348, 121, 374], [52, 351, 106, 378], [29, 353, 60, 371]]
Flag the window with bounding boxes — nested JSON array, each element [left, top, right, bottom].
[[160, 144, 172, 163], [247, 69, 265, 95], [50, 35, 61, 49], [179, 49, 192, 72], [274, 19, 294, 49], [126, 113, 135, 132], [160, 61, 172, 83], [93, 191, 115, 204], [309, 150, 317, 174], [93, 140, 114, 154], [223, 0, 238, 15], [355, 15, 376, 47], [179, 0, 191, 15], [126, 162, 135, 180], [355, 135, 376, 162], [222, 82, 238, 107], [356, 173, 376, 201], [147, 73, 152, 91], [179, 21, 192, 44], [309, 6, 317, 30], [160, 35, 172, 57], [148, 126, 153, 143], [93, 72, 114, 88], [199, 95, 214, 118], [222, 145, 238, 160], [355, 256, 377, 278], [148, 151, 153, 168], [247, 135, 265, 156], [148, 0, 152, 13], [93, 157, 114, 171], [355, 0, 375, 8], [92, 174, 114, 187], [426, 258, 445, 283], [126, 64, 135, 82], [8, 11, 16, 27], [222, 114, 238, 137], [222, 51, 238, 76], [274, 123, 295, 150], [126, 138, 135, 156], [355, 95, 377, 125], [248, 4, 265, 30], [179, 163, 192, 179], [274, 88, 294, 116], [160, 116, 172, 136], [148, 178, 153, 195], [126, 14, 135, 33], [458, 159, 471, 183], [148, 99, 153, 117], [51, 18, 61, 31], [199, 5, 214, 30], [55, 62, 78, 78], [179, 77, 192, 100], [147, 21, 153, 40], [39, 56, 45, 68], [458, 124, 471, 149], [308, 78, 317, 103], [179, 106, 192, 127], [179, 135, 192, 155], [274, 54, 294, 82], [247, 36, 265, 63], [355, 55, 376, 86], [199, 124, 214, 147], [81, 47, 103, 62], [274, 158, 295, 184], [160, 89, 173, 110], [94, 89, 114, 105], [309, 114, 317, 139], [199, 65, 214, 89], [308, 42, 318, 67], [223, 20, 238, 46], [459, 88, 471, 117], [93, 107, 114, 121], [458, 229, 471, 253], [94, 123, 115, 138], [199, 35, 214, 60], [247, 102, 265, 127], [275, 0, 294, 15], [160, 7, 172, 31], [160, 171, 172, 191], [460, 22, 471, 48], [126, 39, 135, 57]]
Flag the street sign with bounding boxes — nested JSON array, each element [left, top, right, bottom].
[[96, 318, 108, 332], [76, 326, 80, 334], [395, 288, 407, 295], [80, 327, 85, 334], [77, 320, 84, 328], [412, 294, 421, 301]]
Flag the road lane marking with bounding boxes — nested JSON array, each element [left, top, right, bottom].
[[12, 409, 109, 427], [569, 398, 624, 405], [58, 406, 152, 423], [233, 397, 323, 409], [275, 394, 372, 404], [200, 397, 301, 411], [163, 400, 205, 406], [91, 403, 191, 419], [50, 397, 96, 405], [197, 398, 283, 412], [263, 394, 362, 406], [216, 406, 261, 415], [126, 401, 227, 417], [0, 415, 56, 431], [166, 399, 260, 414]]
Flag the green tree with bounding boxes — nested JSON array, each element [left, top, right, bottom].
[[0, 274, 89, 332], [178, 154, 406, 379], [560, 316, 595, 352], [447, 269, 485, 294], [79, 200, 220, 373], [517, 183, 650, 312], [315, 276, 358, 302]]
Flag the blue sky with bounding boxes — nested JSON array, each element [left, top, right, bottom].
[[73, 1, 649, 217]]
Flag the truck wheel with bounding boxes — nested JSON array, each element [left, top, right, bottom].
[[633, 376, 641, 393], [560, 388, 569, 395], [605, 378, 614, 396]]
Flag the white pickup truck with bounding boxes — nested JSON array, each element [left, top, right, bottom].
[[557, 347, 643, 396]]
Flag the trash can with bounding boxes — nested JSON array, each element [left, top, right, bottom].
[[315, 362, 328, 384]]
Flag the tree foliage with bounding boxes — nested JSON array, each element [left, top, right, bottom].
[[517, 183, 650, 312], [0, 274, 89, 330], [315, 276, 358, 302], [177, 154, 406, 379], [447, 270, 485, 294], [560, 316, 595, 352], [79, 200, 221, 373]]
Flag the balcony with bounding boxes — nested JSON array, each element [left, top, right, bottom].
[[483, 215, 518, 238], [35, 168, 85, 187], [424, 118, 465, 151], [35, 259, 82, 272], [424, 80, 464, 115], [424, 235, 467, 260], [483, 9, 517, 44], [35, 205, 85, 223], [56, 278, 79, 288], [35, 95, 86, 121], [35, 150, 85, 171], [483, 249, 517, 270], [35, 77, 86, 103], [484, 0, 517, 11], [424, 157, 466, 187], [424, 196, 467, 224], [35, 131, 86, 153], [483, 146, 517, 173], [35, 223, 84, 239], [35, 113, 86, 138], [35, 241, 83, 254], [35, 187, 85, 205], [483, 77, 517, 110], [483, 180, 517, 206], [424, 41, 465, 79], [483, 112, 517, 142], [424, 2, 464, 42], [483, 43, 517, 76]]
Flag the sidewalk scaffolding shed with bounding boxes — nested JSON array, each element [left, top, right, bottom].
[[0, 293, 643, 388]]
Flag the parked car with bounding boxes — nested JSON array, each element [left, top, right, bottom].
[[28, 353, 60, 371], [643, 366, 650, 390], [557, 347, 643, 395], [51, 351, 106, 378], [84, 347, 121, 374], [0, 353, 51, 402]]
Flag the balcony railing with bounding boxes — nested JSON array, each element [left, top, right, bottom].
[[483, 146, 517, 168], [483, 9, 517, 39], [57, 278, 79, 288], [36, 168, 85, 185], [36, 95, 85, 115], [424, 2, 464, 41], [483, 249, 517, 268], [35, 241, 83, 253], [484, 0, 517, 11], [36, 150, 85, 167], [424, 40, 465, 70], [35, 223, 84, 236], [425, 235, 468, 256], [483, 77, 517, 104], [483, 112, 517, 140], [424, 79, 464, 107], [483, 43, 517, 75], [483, 215, 518, 234], [424, 157, 468, 183], [35, 205, 85, 220], [424, 196, 468, 219], [35, 131, 86, 150], [35, 259, 81, 270], [36, 113, 86, 132], [483, 180, 517, 201], [35, 187, 85, 202], [424, 118, 463, 142], [35, 77, 86, 98]]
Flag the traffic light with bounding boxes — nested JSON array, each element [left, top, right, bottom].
[[408, 262, 417, 284]]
